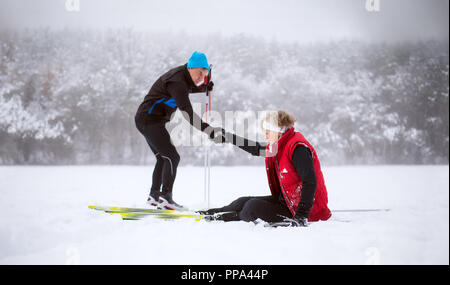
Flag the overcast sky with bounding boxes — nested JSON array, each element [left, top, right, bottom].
[[0, 0, 448, 43]]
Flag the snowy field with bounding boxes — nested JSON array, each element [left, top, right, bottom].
[[0, 165, 448, 265]]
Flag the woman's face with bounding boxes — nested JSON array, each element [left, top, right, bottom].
[[265, 129, 282, 144]]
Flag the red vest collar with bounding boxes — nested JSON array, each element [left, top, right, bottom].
[[267, 127, 295, 157]]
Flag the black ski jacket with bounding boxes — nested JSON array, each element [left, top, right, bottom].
[[135, 64, 210, 132]]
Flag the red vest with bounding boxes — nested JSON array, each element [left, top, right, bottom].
[[265, 128, 332, 222]]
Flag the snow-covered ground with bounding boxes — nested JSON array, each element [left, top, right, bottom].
[[0, 165, 448, 265]]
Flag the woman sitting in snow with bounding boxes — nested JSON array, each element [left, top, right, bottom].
[[201, 110, 332, 227]]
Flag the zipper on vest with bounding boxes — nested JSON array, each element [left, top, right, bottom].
[[275, 157, 295, 215]]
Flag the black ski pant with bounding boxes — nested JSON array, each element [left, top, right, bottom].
[[207, 195, 293, 223], [135, 121, 180, 195]]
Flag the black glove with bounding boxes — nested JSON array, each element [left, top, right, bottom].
[[212, 127, 225, 143], [223, 132, 234, 144], [205, 127, 225, 143], [206, 81, 214, 91]]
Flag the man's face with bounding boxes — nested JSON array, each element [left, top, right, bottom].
[[189, 68, 209, 86]]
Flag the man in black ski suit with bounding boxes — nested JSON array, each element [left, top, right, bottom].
[[135, 51, 223, 210]]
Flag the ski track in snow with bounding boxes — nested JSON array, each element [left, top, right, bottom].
[[0, 165, 448, 265]]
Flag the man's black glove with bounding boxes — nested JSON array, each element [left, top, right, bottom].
[[206, 81, 214, 91], [223, 131, 234, 144], [205, 126, 225, 143], [211, 127, 225, 144]]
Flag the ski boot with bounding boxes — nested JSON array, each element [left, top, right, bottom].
[[158, 192, 187, 211], [197, 208, 222, 215], [201, 211, 240, 222], [146, 189, 161, 207]]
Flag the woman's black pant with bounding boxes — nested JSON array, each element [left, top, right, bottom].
[[136, 120, 180, 195], [208, 195, 292, 223]]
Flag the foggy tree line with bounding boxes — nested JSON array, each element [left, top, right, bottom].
[[0, 28, 448, 165]]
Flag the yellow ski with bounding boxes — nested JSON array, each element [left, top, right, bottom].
[[88, 205, 204, 221]]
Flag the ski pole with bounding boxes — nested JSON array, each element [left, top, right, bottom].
[[332, 208, 390, 213], [204, 64, 212, 208]]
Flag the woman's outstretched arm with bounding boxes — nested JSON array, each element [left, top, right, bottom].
[[224, 132, 267, 157]]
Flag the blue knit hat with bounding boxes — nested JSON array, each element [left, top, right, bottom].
[[187, 51, 210, 70]]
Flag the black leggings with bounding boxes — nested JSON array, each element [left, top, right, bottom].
[[207, 195, 292, 223], [136, 121, 180, 194]]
